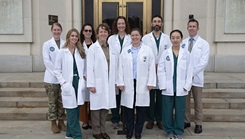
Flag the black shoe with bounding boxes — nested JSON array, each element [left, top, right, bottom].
[[126, 134, 132, 139], [135, 133, 141, 139], [101, 133, 110, 139], [194, 125, 202, 134], [184, 123, 191, 129]]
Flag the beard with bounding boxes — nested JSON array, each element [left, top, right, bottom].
[[153, 25, 161, 31]]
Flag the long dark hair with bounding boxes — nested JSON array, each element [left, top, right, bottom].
[[111, 16, 131, 34], [80, 23, 96, 43]]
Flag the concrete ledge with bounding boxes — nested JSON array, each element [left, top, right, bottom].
[[0, 56, 32, 72], [33, 55, 45, 72], [215, 55, 245, 72]]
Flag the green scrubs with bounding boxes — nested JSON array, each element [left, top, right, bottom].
[[66, 52, 82, 139], [162, 52, 186, 136]]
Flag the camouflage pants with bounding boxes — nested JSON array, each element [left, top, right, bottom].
[[44, 83, 66, 120]]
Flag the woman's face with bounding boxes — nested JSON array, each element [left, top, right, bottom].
[[97, 27, 109, 43], [69, 31, 79, 45], [170, 31, 182, 47], [131, 30, 141, 44], [83, 25, 93, 39], [51, 24, 62, 40], [117, 18, 126, 32]]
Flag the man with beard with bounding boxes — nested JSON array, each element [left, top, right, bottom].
[[142, 15, 171, 130]]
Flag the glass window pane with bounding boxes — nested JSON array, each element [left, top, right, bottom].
[[102, 2, 119, 29], [85, 0, 94, 25], [127, 2, 143, 32]]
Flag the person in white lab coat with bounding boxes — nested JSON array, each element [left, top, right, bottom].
[[158, 29, 193, 139], [183, 19, 210, 134], [142, 15, 171, 130], [54, 28, 86, 139], [42, 22, 66, 134], [79, 23, 96, 130], [108, 16, 131, 129], [118, 28, 156, 139], [87, 23, 116, 139]]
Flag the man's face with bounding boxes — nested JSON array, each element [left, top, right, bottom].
[[187, 21, 199, 37], [152, 17, 162, 31]]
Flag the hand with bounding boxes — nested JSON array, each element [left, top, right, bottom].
[[147, 86, 153, 91], [89, 87, 96, 93], [119, 86, 125, 91]]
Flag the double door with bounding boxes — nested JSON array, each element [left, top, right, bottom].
[[94, 0, 151, 34]]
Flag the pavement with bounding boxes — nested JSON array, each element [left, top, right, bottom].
[[0, 121, 245, 139], [0, 72, 245, 139]]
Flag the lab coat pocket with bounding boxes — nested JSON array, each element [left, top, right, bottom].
[[61, 83, 72, 96], [95, 79, 103, 94], [137, 77, 148, 94]]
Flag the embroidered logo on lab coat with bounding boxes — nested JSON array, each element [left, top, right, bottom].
[[50, 46, 55, 52], [127, 49, 131, 53], [181, 44, 185, 48], [166, 55, 170, 61]]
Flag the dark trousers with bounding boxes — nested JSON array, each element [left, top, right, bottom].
[[147, 89, 162, 123], [124, 79, 147, 138], [111, 90, 121, 124]]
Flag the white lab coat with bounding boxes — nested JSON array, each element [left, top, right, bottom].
[[82, 41, 91, 102], [108, 34, 131, 94], [183, 36, 210, 87], [42, 37, 65, 84], [142, 32, 171, 89], [86, 41, 116, 110], [142, 32, 171, 64], [54, 48, 86, 109], [118, 43, 156, 109], [158, 44, 193, 96]]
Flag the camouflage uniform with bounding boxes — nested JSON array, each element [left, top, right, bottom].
[[44, 83, 66, 120]]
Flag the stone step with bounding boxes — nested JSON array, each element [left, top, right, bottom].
[[0, 81, 245, 89], [0, 108, 244, 121], [0, 97, 47, 108], [0, 107, 47, 120], [0, 88, 46, 97], [0, 97, 244, 109], [1, 88, 245, 98], [0, 82, 44, 88], [202, 89, 245, 98], [190, 98, 245, 109]]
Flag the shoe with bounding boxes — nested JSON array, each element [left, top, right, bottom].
[[82, 123, 90, 130], [51, 120, 60, 134], [58, 120, 66, 131], [135, 133, 141, 139], [93, 134, 104, 139], [194, 125, 202, 134], [175, 135, 184, 139], [101, 133, 110, 139], [184, 122, 190, 129], [166, 134, 174, 139], [156, 122, 163, 130], [112, 123, 119, 129], [145, 122, 154, 129], [65, 136, 73, 139]]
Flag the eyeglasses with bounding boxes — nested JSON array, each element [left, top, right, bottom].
[[84, 29, 92, 33]]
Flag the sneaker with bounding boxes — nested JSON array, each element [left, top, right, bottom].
[[65, 136, 73, 139], [166, 134, 174, 139], [112, 123, 119, 129], [175, 135, 184, 139]]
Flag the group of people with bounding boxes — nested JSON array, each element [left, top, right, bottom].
[[42, 15, 210, 139]]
